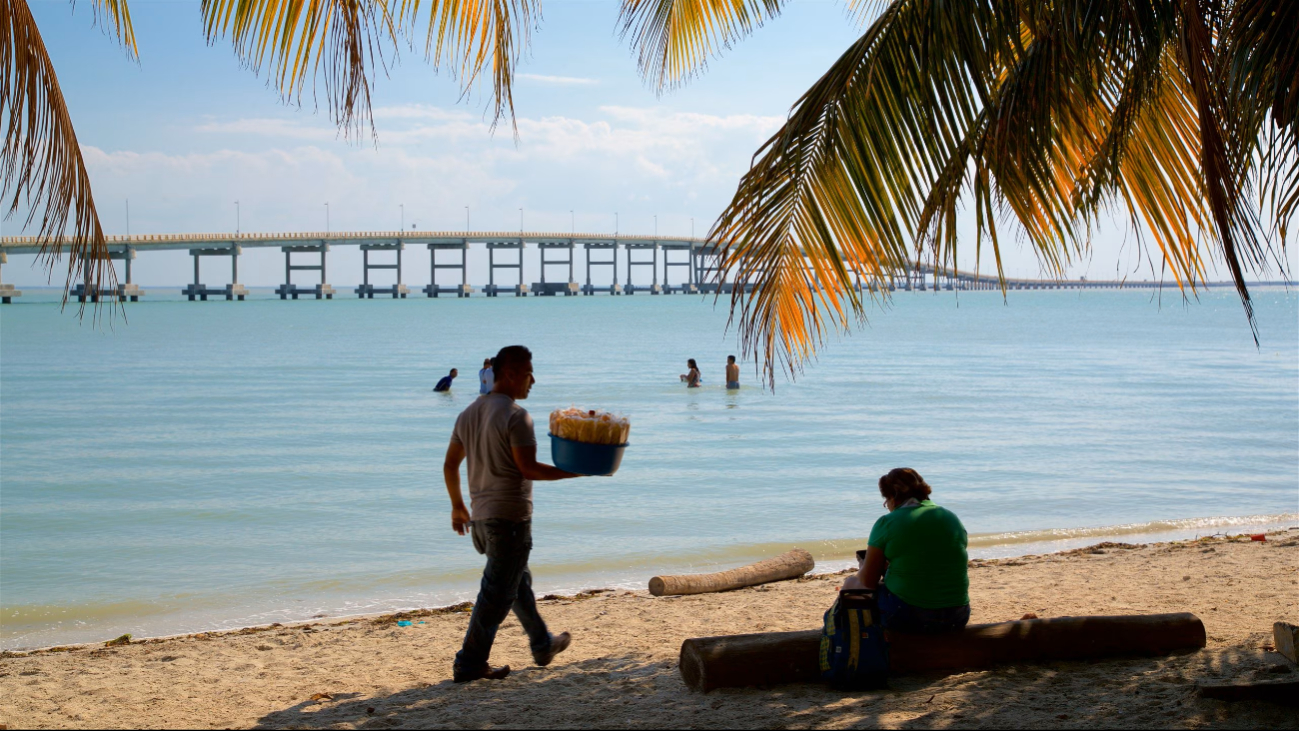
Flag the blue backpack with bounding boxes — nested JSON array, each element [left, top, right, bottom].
[[819, 588, 889, 690]]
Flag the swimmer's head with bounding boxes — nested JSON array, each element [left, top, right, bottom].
[[727, 355, 736, 364], [687, 358, 698, 369]]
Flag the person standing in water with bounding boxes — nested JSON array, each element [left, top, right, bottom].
[[680, 358, 701, 388], [725, 355, 740, 390], [434, 368, 458, 392], [443, 345, 580, 682], [478, 358, 494, 395]]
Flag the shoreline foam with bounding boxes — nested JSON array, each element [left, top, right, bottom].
[[5, 526, 1294, 656]]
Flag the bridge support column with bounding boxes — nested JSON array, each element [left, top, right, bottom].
[[663, 243, 695, 294], [184, 246, 247, 301], [535, 241, 577, 296], [486, 241, 525, 296], [426, 241, 470, 297], [0, 252, 19, 304], [356, 242, 408, 299], [625, 243, 661, 294], [583, 242, 620, 295], [276, 244, 333, 300]]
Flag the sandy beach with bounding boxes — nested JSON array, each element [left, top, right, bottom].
[[1, 531, 1295, 729]]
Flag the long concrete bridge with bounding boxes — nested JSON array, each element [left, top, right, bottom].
[[0, 230, 1273, 303]]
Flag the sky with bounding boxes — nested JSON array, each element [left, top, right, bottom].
[[3, 0, 1295, 287]]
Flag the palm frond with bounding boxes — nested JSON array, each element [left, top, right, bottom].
[[711, 0, 1011, 385], [87, 0, 139, 60], [618, 0, 785, 92], [1, 0, 115, 308], [201, 0, 399, 137], [394, 0, 539, 130]]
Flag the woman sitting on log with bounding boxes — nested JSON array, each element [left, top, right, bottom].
[[843, 468, 970, 634]]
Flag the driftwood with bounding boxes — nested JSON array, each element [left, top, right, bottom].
[[1198, 679, 1299, 706], [649, 549, 815, 597], [679, 612, 1206, 692]]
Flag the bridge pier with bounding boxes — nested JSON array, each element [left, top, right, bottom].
[[625, 242, 661, 294], [356, 243, 408, 299], [486, 241, 527, 296], [184, 245, 247, 301], [276, 244, 334, 300], [425, 242, 471, 297], [76, 247, 145, 302], [534, 241, 578, 296], [694, 244, 726, 294], [0, 252, 19, 303], [582, 242, 620, 295], [662, 243, 696, 294]]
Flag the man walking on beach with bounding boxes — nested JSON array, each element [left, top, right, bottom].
[[443, 345, 579, 682]]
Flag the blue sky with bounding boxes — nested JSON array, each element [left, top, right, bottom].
[[3, 0, 1293, 287]]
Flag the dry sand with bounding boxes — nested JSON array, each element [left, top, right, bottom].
[[2, 531, 1296, 729]]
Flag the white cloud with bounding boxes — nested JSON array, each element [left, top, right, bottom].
[[519, 74, 599, 85]]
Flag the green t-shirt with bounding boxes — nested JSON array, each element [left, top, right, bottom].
[[867, 500, 969, 609]]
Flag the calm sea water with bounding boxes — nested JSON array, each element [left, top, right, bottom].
[[2, 288, 1296, 649]]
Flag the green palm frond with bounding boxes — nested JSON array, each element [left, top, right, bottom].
[[618, 0, 785, 92], [1, 0, 116, 309]]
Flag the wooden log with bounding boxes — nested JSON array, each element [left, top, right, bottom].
[[679, 612, 1206, 692], [1198, 679, 1299, 706], [649, 549, 815, 597]]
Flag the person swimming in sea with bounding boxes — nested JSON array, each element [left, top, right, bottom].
[[725, 355, 740, 390], [679, 359, 701, 388]]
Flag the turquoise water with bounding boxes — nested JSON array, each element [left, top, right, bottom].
[[2, 288, 1296, 649]]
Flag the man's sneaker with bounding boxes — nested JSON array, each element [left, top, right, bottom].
[[453, 664, 511, 683], [534, 632, 572, 667]]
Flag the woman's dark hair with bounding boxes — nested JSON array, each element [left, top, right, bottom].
[[878, 468, 932, 505], [688, 358, 698, 368], [491, 345, 532, 376]]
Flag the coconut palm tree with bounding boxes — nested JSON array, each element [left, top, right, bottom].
[[2, 0, 1294, 384]]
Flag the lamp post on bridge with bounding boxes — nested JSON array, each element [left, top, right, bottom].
[[615, 212, 619, 237], [570, 210, 574, 236], [324, 202, 330, 234], [234, 200, 240, 235], [465, 206, 470, 233], [400, 204, 404, 232], [519, 207, 524, 235]]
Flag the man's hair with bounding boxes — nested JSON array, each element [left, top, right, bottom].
[[491, 345, 532, 376], [878, 468, 932, 504], [727, 355, 736, 363], [484, 358, 492, 366], [449, 368, 457, 375]]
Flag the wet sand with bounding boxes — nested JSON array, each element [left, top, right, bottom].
[[1, 531, 1296, 729]]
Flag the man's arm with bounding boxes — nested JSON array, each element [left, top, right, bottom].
[[512, 444, 579, 481], [444, 441, 471, 535]]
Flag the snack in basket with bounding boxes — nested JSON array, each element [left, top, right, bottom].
[[549, 407, 631, 446]]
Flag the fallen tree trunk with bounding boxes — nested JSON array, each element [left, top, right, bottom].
[[679, 612, 1206, 692], [649, 548, 815, 597]]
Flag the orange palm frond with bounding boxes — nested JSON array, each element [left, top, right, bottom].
[[618, 0, 785, 92]]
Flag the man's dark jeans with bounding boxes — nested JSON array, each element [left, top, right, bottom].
[[455, 518, 554, 672]]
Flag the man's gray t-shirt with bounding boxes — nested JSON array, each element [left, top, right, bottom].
[[450, 393, 537, 521]]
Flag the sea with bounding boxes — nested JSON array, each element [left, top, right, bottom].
[[1, 287, 1296, 650]]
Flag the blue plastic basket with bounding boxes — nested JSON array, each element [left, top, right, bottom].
[[549, 434, 628, 476]]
